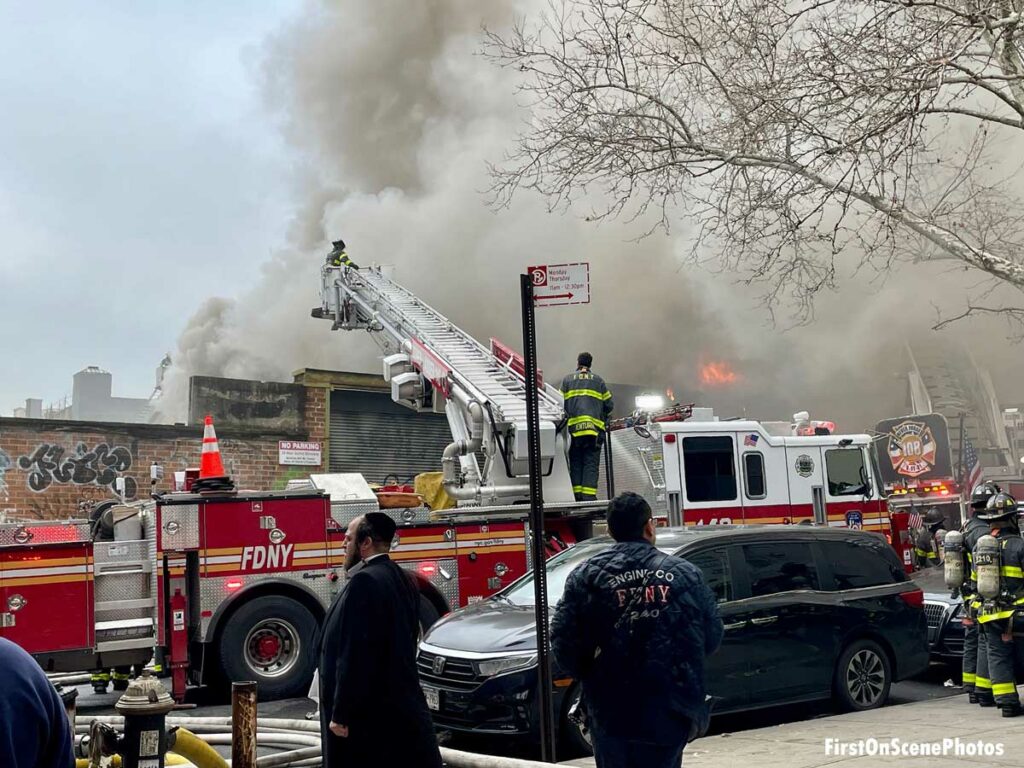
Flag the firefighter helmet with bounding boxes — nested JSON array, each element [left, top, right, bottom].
[[970, 481, 1002, 511], [923, 508, 945, 529], [978, 492, 1018, 522]]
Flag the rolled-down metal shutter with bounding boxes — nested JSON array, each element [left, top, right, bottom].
[[329, 389, 452, 484]]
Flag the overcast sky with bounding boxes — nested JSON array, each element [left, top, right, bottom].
[[0, 1, 300, 414]]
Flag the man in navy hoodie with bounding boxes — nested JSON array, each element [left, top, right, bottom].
[[551, 492, 723, 768], [0, 638, 74, 768]]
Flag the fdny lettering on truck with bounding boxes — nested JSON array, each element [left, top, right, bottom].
[[240, 544, 294, 571]]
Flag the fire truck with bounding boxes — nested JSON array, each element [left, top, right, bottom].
[[0, 264, 609, 703], [0, 264, 903, 702], [608, 408, 891, 530]]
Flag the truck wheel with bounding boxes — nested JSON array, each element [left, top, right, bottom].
[[833, 639, 891, 711], [219, 596, 317, 701]]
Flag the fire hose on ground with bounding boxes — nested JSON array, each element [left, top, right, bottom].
[[72, 674, 560, 768], [75, 715, 562, 767]]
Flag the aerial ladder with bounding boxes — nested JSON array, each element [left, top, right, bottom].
[[314, 264, 581, 506]]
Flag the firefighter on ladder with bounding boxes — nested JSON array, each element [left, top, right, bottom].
[[326, 239, 359, 269], [959, 482, 1000, 705], [974, 492, 1024, 717], [561, 352, 613, 502]]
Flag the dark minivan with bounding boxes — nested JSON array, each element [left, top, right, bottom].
[[417, 526, 929, 754]]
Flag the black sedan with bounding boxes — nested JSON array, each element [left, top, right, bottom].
[[418, 526, 930, 755], [917, 567, 966, 664]]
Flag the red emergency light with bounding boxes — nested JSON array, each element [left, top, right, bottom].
[[418, 562, 438, 577], [225, 578, 244, 592]]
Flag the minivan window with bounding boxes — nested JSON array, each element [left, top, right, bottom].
[[686, 548, 733, 603], [683, 436, 737, 502], [743, 452, 766, 499], [744, 542, 820, 596], [825, 448, 869, 497], [821, 539, 905, 589]]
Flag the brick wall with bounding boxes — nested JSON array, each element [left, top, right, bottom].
[[0, 413, 328, 521]]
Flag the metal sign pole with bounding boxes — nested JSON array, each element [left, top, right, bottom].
[[520, 273, 556, 763]]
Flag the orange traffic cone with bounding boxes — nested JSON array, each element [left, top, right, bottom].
[[199, 415, 227, 478]]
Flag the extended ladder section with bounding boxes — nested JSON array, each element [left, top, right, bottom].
[[317, 265, 575, 505]]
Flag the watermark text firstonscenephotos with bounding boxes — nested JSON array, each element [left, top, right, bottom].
[[825, 737, 1004, 758]]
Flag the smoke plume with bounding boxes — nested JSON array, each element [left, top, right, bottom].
[[158, 0, 1023, 432]]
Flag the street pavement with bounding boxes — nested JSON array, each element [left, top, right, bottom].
[[73, 663, 966, 763], [562, 686, 1024, 766]]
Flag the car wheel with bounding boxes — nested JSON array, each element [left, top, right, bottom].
[[560, 685, 594, 758], [219, 595, 318, 701], [834, 639, 891, 711]]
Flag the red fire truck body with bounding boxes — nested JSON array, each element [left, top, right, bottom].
[[1, 473, 587, 701]]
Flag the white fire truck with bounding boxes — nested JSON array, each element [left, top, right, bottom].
[[0, 264, 897, 701]]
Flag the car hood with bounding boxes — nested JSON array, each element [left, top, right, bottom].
[[424, 599, 541, 654]]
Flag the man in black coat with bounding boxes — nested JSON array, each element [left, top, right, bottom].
[[318, 512, 442, 768]]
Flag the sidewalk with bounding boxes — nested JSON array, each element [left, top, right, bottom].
[[560, 693, 1024, 766]]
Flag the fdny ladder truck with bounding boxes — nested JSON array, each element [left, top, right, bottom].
[[0, 265, 606, 704], [0, 263, 899, 703]]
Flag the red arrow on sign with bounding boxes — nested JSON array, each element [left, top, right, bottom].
[[535, 292, 574, 301]]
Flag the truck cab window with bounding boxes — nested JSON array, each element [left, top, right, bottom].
[[683, 436, 737, 502], [825, 448, 869, 497], [743, 452, 766, 499]]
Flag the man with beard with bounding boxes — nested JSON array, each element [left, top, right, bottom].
[[317, 512, 442, 767]]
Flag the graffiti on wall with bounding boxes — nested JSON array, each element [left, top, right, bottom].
[[0, 448, 11, 500], [17, 442, 138, 498]]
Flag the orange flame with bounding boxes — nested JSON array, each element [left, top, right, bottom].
[[666, 388, 675, 402], [700, 361, 738, 387]]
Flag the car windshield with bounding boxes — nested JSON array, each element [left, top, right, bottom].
[[500, 539, 676, 607]]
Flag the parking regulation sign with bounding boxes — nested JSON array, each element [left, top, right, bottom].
[[528, 262, 590, 307]]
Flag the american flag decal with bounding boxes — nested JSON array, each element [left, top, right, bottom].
[[744, 433, 759, 447], [908, 511, 923, 529]]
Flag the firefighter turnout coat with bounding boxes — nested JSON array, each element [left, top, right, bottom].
[[561, 369, 614, 439], [977, 529, 1024, 625]]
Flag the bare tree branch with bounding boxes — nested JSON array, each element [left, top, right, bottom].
[[486, 0, 1024, 324]]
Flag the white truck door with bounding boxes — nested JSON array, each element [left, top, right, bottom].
[[678, 433, 742, 525], [784, 445, 826, 524], [738, 434, 789, 524]]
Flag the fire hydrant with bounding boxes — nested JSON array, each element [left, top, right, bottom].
[[115, 669, 175, 768]]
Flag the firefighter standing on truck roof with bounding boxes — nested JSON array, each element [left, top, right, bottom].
[[561, 352, 613, 502], [975, 492, 1024, 718], [961, 482, 1000, 705], [914, 508, 944, 568]]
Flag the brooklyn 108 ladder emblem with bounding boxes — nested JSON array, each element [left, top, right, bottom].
[[887, 420, 937, 478]]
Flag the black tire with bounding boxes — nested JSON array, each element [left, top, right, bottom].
[[418, 594, 441, 636], [218, 595, 318, 701], [833, 639, 891, 712], [559, 685, 594, 758]]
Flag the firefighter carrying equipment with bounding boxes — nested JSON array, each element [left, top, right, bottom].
[[327, 239, 359, 270], [975, 534, 1002, 601], [944, 529, 964, 590], [976, 537, 1024, 622]]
